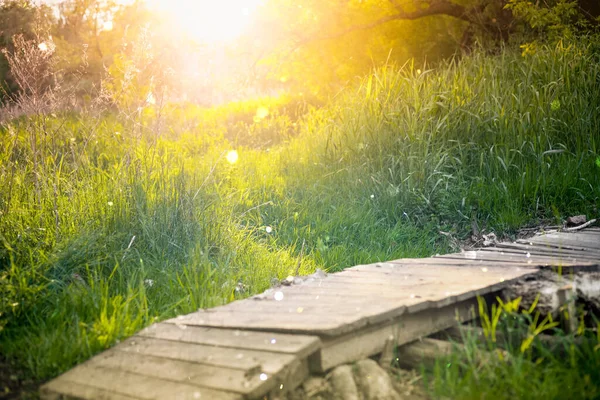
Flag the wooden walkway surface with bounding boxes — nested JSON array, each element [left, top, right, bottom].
[[41, 229, 600, 399]]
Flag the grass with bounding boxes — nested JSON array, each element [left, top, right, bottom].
[[0, 37, 599, 397], [423, 299, 600, 400]]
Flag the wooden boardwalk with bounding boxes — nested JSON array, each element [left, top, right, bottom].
[[41, 229, 600, 399]]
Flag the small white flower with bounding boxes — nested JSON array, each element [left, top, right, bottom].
[[107, 201, 114, 207], [265, 226, 273, 233], [370, 194, 375, 199], [144, 279, 154, 287]]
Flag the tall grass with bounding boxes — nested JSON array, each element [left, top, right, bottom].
[[0, 37, 599, 392], [424, 298, 600, 399]]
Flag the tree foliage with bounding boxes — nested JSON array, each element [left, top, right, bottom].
[[0, 0, 598, 103]]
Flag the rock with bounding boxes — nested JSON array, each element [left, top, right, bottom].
[[281, 276, 295, 286], [482, 232, 497, 247], [302, 377, 331, 399], [566, 215, 587, 226], [391, 368, 429, 400], [502, 271, 563, 315], [575, 272, 600, 311], [328, 365, 359, 400], [353, 359, 402, 400]]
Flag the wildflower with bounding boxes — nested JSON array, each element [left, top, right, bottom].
[[144, 279, 154, 287], [107, 201, 114, 207], [265, 226, 273, 233], [370, 194, 375, 199]]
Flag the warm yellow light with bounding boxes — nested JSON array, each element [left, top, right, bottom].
[[226, 150, 239, 164], [253, 106, 269, 122], [145, 0, 263, 43]]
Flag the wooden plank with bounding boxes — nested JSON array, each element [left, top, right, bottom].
[[535, 232, 600, 249], [138, 323, 321, 358], [349, 263, 536, 275], [265, 280, 517, 305], [313, 296, 481, 371], [437, 251, 588, 266], [41, 379, 137, 400], [116, 336, 296, 375], [168, 306, 409, 337], [50, 364, 242, 400], [170, 271, 534, 337], [89, 350, 269, 397], [265, 358, 310, 397], [385, 257, 528, 266], [334, 268, 533, 283], [395, 338, 456, 369], [492, 243, 600, 260], [167, 311, 347, 335], [518, 237, 600, 253]]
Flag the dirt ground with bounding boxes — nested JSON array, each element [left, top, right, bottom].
[[0, 355, 39, 400]]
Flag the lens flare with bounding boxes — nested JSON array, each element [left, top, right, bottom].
[[226, 150, 239, 164]]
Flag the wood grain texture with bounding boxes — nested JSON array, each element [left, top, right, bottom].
[[138, 323, 320, 358], [45, 364, 242, 400]]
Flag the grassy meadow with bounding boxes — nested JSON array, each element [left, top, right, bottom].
[[1, 39, 600, 397]]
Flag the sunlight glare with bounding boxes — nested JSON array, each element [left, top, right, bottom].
[[145, 0, 263, 43], [253, 106, 269, 122], [226, 150, 239, 164]]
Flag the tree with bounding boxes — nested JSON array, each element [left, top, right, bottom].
[[250, 0, 597, 96], [0, 0, 54, 101]]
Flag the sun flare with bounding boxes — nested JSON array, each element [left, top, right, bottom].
[[145, 0, 263, 43]]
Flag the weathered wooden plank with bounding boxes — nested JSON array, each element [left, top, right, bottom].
[[395, 338, 456, 369], [138, 323, 320, 358], [518, 237, 600, 253], [211, 276, 520, 314], [535, 232, 600, 249], [492, 243, 600, 260], [167, 311, 347, 334], [116, 336, 297, 375], [334, 268, 532, 283], [349, 263, 535, 275], [50, 364, 242, 400], [88, 350, 269, 397], [474, 250, 598, 269], [386, 257, 527, 266], [170, 273, 534, 337], [200, 295, 411, 315], [437, 251, 588, 266], [266, 358, 310, 398], [40, 379, 136, 400], [265, 280, 516, 305], [312, 296, 481, 372], [168, 306, 409, 337]]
